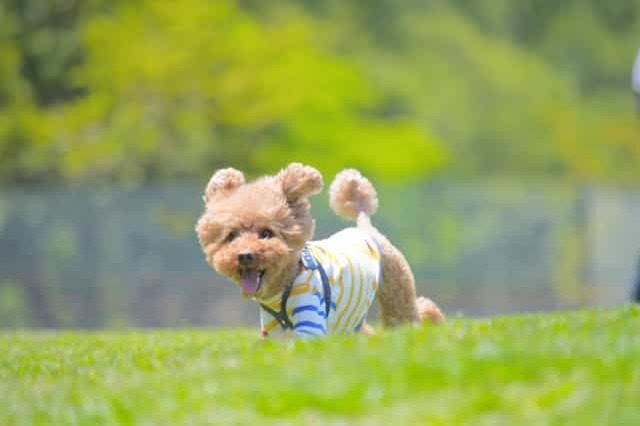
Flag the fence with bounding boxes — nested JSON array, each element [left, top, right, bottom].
[[0, 181, 638, 329]]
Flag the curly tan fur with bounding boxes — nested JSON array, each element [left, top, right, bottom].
[[203, 168, 245, 204], [329, 169, 378, 220], [416, 297, 445, 324], [195, 166, 317, 300], [195, 162, 444, 331], [277, 163, 323, 203]]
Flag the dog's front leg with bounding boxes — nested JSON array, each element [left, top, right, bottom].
[[360, 321, 376, 336]]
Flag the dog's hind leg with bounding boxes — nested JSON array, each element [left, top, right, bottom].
[[369, 231, 420, 327], [328, 168, 444, 328], [373, 230, 444, 327]]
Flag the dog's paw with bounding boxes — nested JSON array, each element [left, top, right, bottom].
[[417, 296, 445, 324]]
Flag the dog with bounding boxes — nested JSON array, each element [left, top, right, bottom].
[[195, 163, 444, 338]]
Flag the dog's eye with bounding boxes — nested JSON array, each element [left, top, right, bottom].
[[225, 231, 238, 243], [259, 229, 274, 239]]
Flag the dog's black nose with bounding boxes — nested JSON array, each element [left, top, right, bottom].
[[238, 252, 254, 265]]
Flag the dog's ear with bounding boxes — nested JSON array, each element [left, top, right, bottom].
[[203, 168, 245, 204], [277, 163, 323, 203]]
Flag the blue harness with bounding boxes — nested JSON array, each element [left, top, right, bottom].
[[259, 246, 332, 330]]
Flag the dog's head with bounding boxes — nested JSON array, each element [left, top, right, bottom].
[[195, 163, 323, 300]]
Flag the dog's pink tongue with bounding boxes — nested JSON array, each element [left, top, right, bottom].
[[241, 270, 260, 294]]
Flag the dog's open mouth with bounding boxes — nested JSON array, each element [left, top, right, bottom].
[[240, 269, 265, 296]]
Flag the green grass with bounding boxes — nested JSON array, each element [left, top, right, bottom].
[[1, 306, 638, 425]]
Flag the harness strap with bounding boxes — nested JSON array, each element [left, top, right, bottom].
[[260, 295, 294, 330], [317, 262, 332, 319], [260, 246, 331, 331]]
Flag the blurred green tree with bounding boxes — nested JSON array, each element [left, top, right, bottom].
[[294, 0, 640, 183], [43, 0, 445, 183], [0, 0, 109, 183], [1, 0, 639, 184]]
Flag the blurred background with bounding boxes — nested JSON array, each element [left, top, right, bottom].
[[1, 0, 639, 329]]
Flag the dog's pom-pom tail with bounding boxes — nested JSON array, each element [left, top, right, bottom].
[[416, 297, 445, 324], [329, 169, 378, 221]]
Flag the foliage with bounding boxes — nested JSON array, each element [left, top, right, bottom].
[[0, 0, 104, 183], [0, 0, 639, 183], [1, 306, 638, 424], [0, 0, 444, 183], [295, 0, 640, 182]]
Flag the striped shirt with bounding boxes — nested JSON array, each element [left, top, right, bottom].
[[258, 228, 382, 338]]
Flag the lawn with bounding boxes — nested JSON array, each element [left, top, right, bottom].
[[1, 306, 638, 425]]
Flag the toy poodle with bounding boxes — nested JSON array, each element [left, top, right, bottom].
[[195, 163, 444, 338]]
